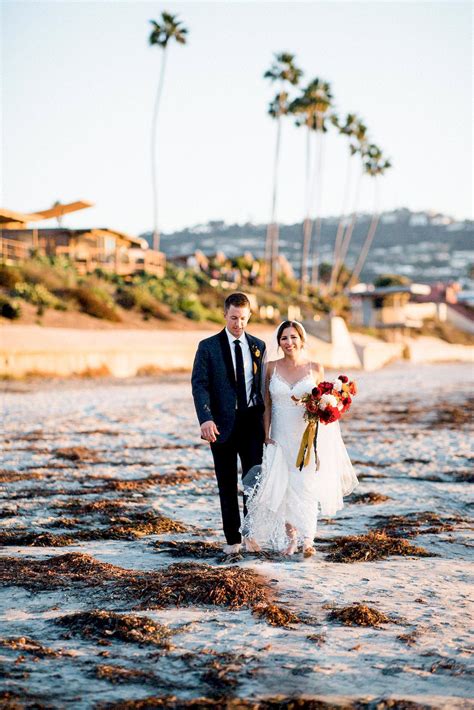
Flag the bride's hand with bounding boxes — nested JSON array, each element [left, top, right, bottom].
[[265, 437, 276, 445]]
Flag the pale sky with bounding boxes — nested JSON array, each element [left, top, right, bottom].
[[2, 0, 473, 235]]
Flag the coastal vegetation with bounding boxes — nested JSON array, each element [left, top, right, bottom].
[[0, 255, 337, 326]]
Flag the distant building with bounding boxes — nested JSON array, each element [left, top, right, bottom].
[[350, 281, 474, 335], [0, 201, 165, 277]]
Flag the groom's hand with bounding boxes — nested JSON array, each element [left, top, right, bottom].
[[201, 420, 220, 443]]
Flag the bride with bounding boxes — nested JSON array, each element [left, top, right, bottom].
[[242, 320, 358, 557]]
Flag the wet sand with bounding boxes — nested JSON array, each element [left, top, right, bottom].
[[0, 363, 473, 709]]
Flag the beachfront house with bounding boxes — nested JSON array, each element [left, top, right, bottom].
[[350, 282, 474, 336], [0, 201, 165, 277]]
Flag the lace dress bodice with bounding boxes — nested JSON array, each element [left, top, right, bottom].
[[270, 370, 315, 448]]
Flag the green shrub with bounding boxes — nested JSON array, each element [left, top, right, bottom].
[[133, 286, 171, 320], [0, 264, 22, 289], [20, 259, 72, 291], [11, 282, 65, 310], [0, 295, 21, 319], [115, 288, 136, 310], [179, 296, 208, 321], [74, 287, 121, 322]]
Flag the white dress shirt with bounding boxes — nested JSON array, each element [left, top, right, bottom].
[[225, 328, 255, 407]]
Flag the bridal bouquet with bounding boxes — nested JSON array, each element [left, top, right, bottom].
[[293, 375, 357, 470]]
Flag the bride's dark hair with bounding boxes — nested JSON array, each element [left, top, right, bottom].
[[277, 320, 306, 345]]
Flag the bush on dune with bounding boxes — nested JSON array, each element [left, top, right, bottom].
[[0, 294, 21, 319], [73, 286, 121, 322]]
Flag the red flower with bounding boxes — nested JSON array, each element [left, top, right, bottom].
[[319, 405, 341, 424], [305, 399, 319, 414], [319, 381, 334, 394], [349, 381, 358, 395], [341, 395, 352, 413], [338, 375, 349, 383], [312, 386, 322, 398]]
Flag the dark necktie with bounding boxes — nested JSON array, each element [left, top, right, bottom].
[[234, 340, 248, 410]]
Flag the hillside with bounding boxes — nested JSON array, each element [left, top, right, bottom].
[[143, 208, 473, 285]]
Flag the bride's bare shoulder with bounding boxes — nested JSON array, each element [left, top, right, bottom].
[[311, 361, 324, 378]]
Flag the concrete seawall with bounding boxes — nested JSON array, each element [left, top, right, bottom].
[[1, 323, 471, 378]]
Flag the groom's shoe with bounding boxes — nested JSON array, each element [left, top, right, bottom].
[[223, 543, 242, 555]]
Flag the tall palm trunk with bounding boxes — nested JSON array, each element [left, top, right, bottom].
[[265, 114, 282, 288], [150, 47, 168, 252], [331, 165, 363, 293], [348, 178, 380, 287], [300, 126, 312, 294], [310, 123, 325, 286], [328, 151, 353, 293]]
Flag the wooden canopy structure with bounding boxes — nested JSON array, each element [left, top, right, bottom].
[[0, 201, 165, 277]]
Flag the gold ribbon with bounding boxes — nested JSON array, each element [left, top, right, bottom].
[[296, 420, 319, 470]]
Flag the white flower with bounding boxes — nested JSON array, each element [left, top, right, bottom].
[[320, 393, 338, 410], [333, 378, 342, 392], [337, 402, 344, 411]]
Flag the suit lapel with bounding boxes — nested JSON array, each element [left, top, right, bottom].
[[219, 329, 236, 389]]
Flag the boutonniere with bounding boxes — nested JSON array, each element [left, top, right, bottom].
[[251, 344, 261, 359]]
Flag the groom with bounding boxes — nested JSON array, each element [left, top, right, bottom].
[[191, 292, 266, 554]]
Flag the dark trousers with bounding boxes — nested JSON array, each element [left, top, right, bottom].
[[210, 407, 265, 545]]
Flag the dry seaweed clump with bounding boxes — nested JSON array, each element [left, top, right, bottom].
[[56, 610, 172, 647], [0, 690, 57, 710], [97, 512, 188, 539], [372, 511, 468, 538], [349, 492, 391, 505], [0, 636, 60, 657], [53, 446, 99, 462], [97, 696, 352, 709], [324, 531, 433, 563], [353, 701, 432, 710], [327, 603, 400, 628], [153, 540, 221, 558], [127, 562, 271, 610], [0, 530, 76, 546], [94, 664, 157, 685], [252, 603, 303, 628], [0, 552, 131, 591]]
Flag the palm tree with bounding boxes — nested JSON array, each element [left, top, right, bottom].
[[328, 114, 368, 294], [148, 12, 188, 251], [289, 78, 333, 294], [347, 150, 392, 288], [264, 53, 302, 289]]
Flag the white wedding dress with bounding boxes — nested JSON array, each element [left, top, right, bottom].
[[242, 366, 358, 551]]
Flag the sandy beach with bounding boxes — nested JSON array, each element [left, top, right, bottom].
[[0, 362, 473, 708]]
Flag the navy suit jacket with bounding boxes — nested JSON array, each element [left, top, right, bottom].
[[191, 329, 266, 443]]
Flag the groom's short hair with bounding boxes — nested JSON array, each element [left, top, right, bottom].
[[224, 292, 251, 312]]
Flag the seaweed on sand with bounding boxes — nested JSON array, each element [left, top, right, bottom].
[[372, 511, 470, 538], [327, 603, 401, 628], [349, 492, 391, 505], [153, 540, 221, 559], [353, 701, 432, 710], [0, 690, 56, 710], [0, 552, 131, 591], [97, 696, 354, 708], [125, 562, 272, 611], [94, 664, 158, 685], [54, 499, 129, 516], [56, 610, 172, 647], [0, 530, 77, 546], [54, 446, 99, 462], [0, 469, 47, 482], [0, 636, 60, 657], [324, 531, 433, 563], [0, 554, 273, 613], [251, 603, 312, 628]]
